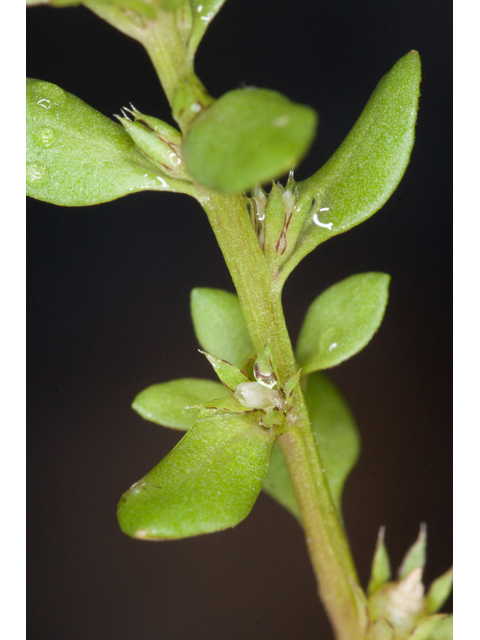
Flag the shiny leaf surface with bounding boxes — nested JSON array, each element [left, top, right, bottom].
[[118, 410, 275, 539], [282, 52, 421, 278], [296, 273, 390, 374]]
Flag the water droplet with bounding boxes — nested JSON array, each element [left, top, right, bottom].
[[26, 162, 48, 188], [36, 99, 50, 110], [34, 128, 56, 149]]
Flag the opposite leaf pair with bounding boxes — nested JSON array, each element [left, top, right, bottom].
[[121, 274, 389, 538]]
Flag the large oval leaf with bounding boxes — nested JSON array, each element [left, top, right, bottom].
[[281, 51, 421, 279], [296, 273, 390, 375], [118, 411, 275, 539], [132, 378, 230, 429], [26, 79, 194, 206], [182, 88, 318, 193], [190, 288, 255, 368], [262, 372, 360, 519]]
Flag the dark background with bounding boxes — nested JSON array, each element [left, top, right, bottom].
[[27, 1, 452, 638]]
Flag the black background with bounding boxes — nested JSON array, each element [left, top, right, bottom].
[[27, 1, 452, 638]]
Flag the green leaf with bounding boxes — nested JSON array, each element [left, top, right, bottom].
[[27, 79, 194, 206], [281, 51, 421, 278], [398, 524, 427, 580], [296, 273, 390, 375], [263, 372, 360, 519], [368, 527, 392, 595], [425, 568, 453, 614], [409, 615, 446, 640], [190, 288, 255, 368], [117, 410, 276, 539], [429, 615, 453, 640], [187, 1, 227, 58], [182, 88, 318, 193], [200, 350, 249, 390], [132, 378, 230, 429]]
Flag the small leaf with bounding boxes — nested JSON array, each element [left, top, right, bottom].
[[263, 372, 360, 518], [187, 1, 227, 59], [281, 51, 421, 279], [368, 527, 392, 595], [117, 410, 276, 539], [200, 351, 249, 390], [27, 79, 194, 206], [408, 614, 446, 640], [182, 88, 317, 193], [429, 615, 453, 640], [296, 273, 390, 374], [132, 378, 230, 429], [425, 568, 453, 614], [398, 524, 427, 580], [190, 288, 255, 368]]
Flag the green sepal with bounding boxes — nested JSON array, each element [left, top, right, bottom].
[[262, 372, 360, 519], [200, 350, 249, 390], [425, 568, 453, 614], [117, 410, 276, 539], [27, 79, 195, 206], [196, 394, 253, 415], [408, 615, 446, 640], [116, 107, 191, 180], [182, 87, 318, 193], [296, 273, 390, 374], [429, 615, 453, 640], [190, 288, 255, 369], [281, 51, 421, 280], [398, 524, 427, 580], [132, 378, 230, 429], [368, 527, 392, 595]]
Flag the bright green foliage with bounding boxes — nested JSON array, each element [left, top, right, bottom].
[[190, 288, 255, 368], [398, 524, 427, 580], [26, 79, 194, 206], [132, 378, 230, 429], [368, 527, 392, 595], [281, 52, 421, 278], [200, 350, 249, 390], [296, 273, 390, 374], [409, 615, 446, 640], [425, 568, 453, 614], [187, 1, 228, 59], [117, 410, 276, 539], [182, 88, 318, 193], [263, 372, 360, 518], [430, 615, 453, 640]]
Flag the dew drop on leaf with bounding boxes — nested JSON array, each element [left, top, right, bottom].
[[34, 128, 57, 149], [26, 162, 48, 188]]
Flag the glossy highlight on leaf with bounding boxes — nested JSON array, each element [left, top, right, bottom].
[[263, 372, 360, 519], [296, 273, 390, 374], [282, 51, 421, 278], [132, 378, 230, 429], [182, 88, 318, 193], [117, 410, 276, 539], [190, 288, 255, 368], [26, 79, 194, 206]]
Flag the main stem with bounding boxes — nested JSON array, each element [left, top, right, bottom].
[[144, 30, 365, 640], [199, 192, 364, 640]]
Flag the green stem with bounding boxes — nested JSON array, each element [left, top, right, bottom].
[[198, 191, 364, 640], [145, 32, 365, 640]]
